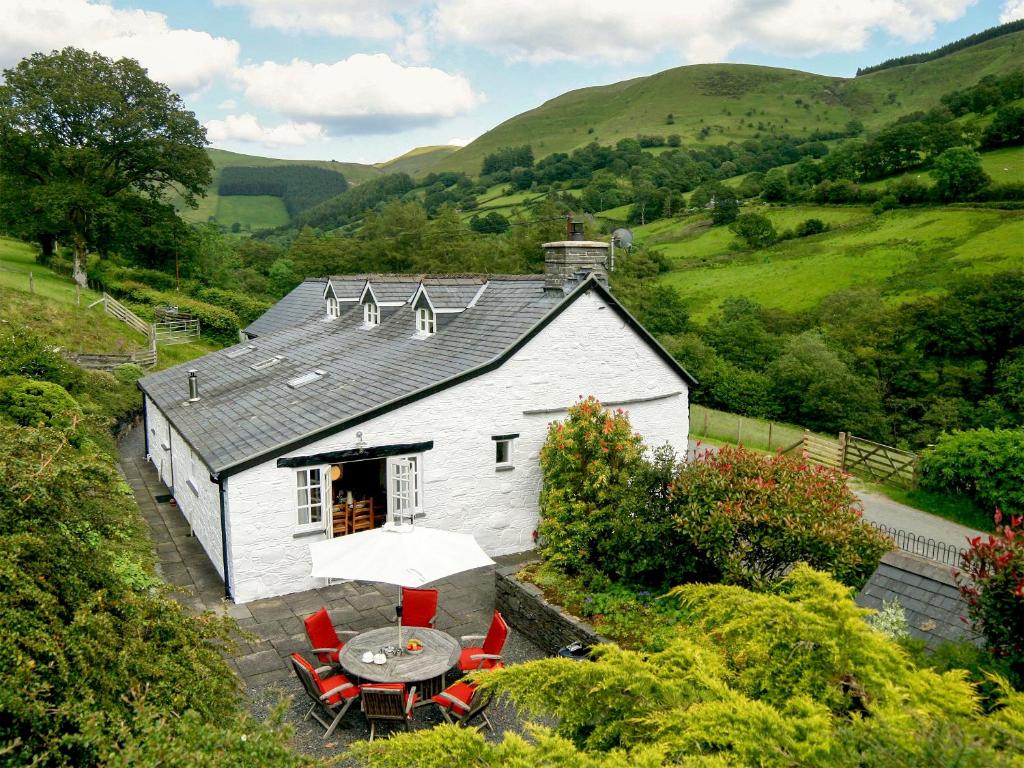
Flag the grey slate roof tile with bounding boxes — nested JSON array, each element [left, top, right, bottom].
[[245, 278, 328, 337]]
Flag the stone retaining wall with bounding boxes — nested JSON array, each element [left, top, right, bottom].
[[495, 562, 606, 656]]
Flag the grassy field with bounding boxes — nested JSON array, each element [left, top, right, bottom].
[[376, 145, 459, 177], [175, 147, 383, 227], [434, 30, 1024, 175], [861, 145, 1024, 191], [690, 403, 813, 452], [646, 205, 1024, 320], [0, 237, 218, 366], [215, 195, 291, 230]]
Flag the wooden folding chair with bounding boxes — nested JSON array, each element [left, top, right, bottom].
[[290, 653, 360, 738], [359, 683, 418, 741], [431, 676, 497, 731]]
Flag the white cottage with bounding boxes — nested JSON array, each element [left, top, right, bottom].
[[138, 239, 695, 603]]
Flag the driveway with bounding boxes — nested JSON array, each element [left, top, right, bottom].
[[118, 426, 544, 758]]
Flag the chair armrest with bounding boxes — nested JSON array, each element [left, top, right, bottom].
[[405, 686, 417, 716], [469, 653, 502, 661], [460, 634, 485, 644], [437, 691, 471, 710], [319, 682, 355, 701], [337, 630, 358, 637], [314, 665, 334, 676], [310, 646, 341, 655]]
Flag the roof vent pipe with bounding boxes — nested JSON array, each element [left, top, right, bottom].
[[187, 369, 200, 402]]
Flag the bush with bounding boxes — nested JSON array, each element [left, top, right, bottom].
[[113, 362, 145, 385], [114, 284, 242, 343], [956, 510, 1024, 684], [730, 212, 777, 248], [919, 428, 1024, 514], [795, 217, 827, 237], [194, 287, 273, 326], [872, 194, 899, 215], [0, 375, 82, 430]]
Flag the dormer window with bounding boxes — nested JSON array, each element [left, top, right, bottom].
[[326, 297, 340, 319], [415, 306, 435, 336], [363, 301, 380, 327]]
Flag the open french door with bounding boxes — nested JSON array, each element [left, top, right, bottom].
[[386, 455, 422, 524]]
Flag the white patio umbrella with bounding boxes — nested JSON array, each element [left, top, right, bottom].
[[308, 523, 495, 647]]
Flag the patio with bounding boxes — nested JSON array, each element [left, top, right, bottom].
[[119, 427, 546, 756]]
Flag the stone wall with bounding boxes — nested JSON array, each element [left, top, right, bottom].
[[495, 562, 606, 656]]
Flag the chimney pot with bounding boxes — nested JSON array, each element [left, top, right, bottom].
[[541, 239, 611, 292], [187, 369, 200, 402], [569, 220, 585, 241]]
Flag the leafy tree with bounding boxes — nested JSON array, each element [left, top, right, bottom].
[[931, 146, 990, 201], [708, 195, 739, 225], [729, 212, 777, 248], [0, 48, 211, 283], [956, 510, 1024, 685], [761, 168, 790, 201], [982, 104, 1024, 148], [633, 284, 689, 336], [268, 257, 298, 297], [796, 218, 827, 237], [469, 211, 511, 234], [920, 428, 1024, 515]]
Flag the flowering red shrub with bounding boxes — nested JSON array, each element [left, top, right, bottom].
[[956, 510, 1024, 682]]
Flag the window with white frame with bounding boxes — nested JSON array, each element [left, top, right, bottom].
[[364, 301, 380, 326], [326, 297, 340, 318], [388, 455, 422, 524], [415, 306, 435, 336], [296, 468, 324, 527], [493, 435, 516, 470]]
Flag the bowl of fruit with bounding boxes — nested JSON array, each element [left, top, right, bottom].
[[405, 638, 424, 655]]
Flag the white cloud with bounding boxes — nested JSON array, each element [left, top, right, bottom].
[[234, 54, 482, 133], [215, 0, 421, 39], [1001, 0, 1024, 22], [204, 113, 326, 147], [0, 0, 239, 92], [218, 98, 238, 110], [434, 0, 976, 64]]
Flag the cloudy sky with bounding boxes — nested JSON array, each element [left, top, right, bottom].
[[1, 0, 1020, 164]]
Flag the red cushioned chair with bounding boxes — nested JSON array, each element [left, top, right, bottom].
[[458, 610, 508, 672], [303, 607, 357, 665], [359, 683, 418, 741], [400, 587, 439, 628], [289, 653, 360, 738], [431, 665, 502, 730]]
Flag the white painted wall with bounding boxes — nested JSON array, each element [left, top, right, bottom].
[[224, 291, 690, 603], [144, 394, 226, 581]]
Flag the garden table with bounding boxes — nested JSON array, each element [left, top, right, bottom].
[[338, 626, 460, 702]]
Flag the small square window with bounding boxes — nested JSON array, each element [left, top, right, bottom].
[[494, 438, 514, 470], [364, 301, 380, 326]]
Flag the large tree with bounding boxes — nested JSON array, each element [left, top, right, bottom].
[[0, 47, 211, 283]]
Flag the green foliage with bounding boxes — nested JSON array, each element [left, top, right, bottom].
[[0, 375, 82, 430], [537, 397, 646, 576], [670, 445, 891, 589], [481, 145, 534, 176], [956, 511, 1024, 684], [354, 567, 1024, 767], [708, 195, 739, 225], [194, 287, 273, 325], [866, 597, 910, 640], [856, 19, 1024, 75], [291, 172, 414, 231], [112, 363, 145, 385], [920, 428, 1024, 514], [538, 401, 889, 590], [113, 283, 242, 344], [0, 323, 84, 393], [469, 211, 511, 234], [931, 146, 991, 201], [729, 212, 777, 248], [796, 217, 828, 236], [218, 164, 348, 216], [983, 104, 1024, 148]]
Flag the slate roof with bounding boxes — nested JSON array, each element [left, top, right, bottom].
[[245, 278, 328, 338], [856, 550, 979, 649], [141, 274, 696, 479]]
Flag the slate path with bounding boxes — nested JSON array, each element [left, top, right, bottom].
[[118, 426, 545, 757]]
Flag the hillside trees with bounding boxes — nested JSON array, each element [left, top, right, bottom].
[[931, 147, 991, 200], [0, 48, 211, 283], [218, 165, 348, 216]]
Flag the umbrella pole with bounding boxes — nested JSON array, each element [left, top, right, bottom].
[[397, 587, 403, 649]]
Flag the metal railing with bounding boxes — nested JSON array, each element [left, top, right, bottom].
[[867, 521, 969, 567]]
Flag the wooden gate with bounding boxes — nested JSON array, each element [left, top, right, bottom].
[[843, 435, 918, 489]]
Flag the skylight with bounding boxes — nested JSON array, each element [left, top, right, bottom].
[[288, 369, 326, 388], [250, 355, 283, 371], [226, 344, 256, 359]]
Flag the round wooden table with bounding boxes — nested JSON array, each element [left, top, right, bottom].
[[338, 627, 460, 701]]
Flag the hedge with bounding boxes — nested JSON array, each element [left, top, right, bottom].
[[920, 428, 1024, 515], [194, 287, 272, 326]]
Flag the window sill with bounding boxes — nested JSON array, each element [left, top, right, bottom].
[[293, 527, 327, 539], [186, 479, 200, 496], [495, 464, 515, 473]]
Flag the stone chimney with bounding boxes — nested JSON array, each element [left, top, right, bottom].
[[542, 238, 610, 292]]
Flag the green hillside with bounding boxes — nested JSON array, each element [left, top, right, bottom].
[[642, 205, 1024, 321], [175, 147, 381, 227], [435, 29, 1024, 175], [376, 145, 459, 177]]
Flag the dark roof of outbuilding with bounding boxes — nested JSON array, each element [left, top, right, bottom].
[[245, 278, 328, 338], [141, 275, 696, 478], [856, 550, 979, 649]]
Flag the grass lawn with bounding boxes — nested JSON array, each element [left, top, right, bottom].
[[861, 145, 1024, 191], [653, 206, 1024, 320], [690, 403, 826, 452], [215, 195, 291, 230], [0, 237, 219, 367]]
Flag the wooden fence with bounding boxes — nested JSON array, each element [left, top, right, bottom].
[[68, 344, 157, 371], [799, 431, 919, 489], [93, 292, 151, 337], [153, 318, 200, 345]]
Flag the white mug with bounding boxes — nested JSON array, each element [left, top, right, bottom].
[[373, 653, 387, 665], [361, 651, 374, 663]]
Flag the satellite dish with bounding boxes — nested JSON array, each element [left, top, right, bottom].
[[612, 228, 633, 249]]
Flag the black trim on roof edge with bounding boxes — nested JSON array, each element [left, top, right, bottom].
[[277, 441, 434, 468], [144, 275, 696, 481]]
